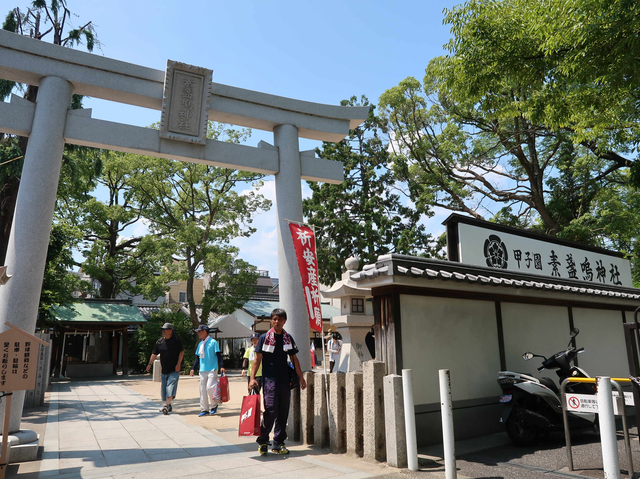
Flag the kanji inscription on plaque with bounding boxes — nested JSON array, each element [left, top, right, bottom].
[[0, 323, 48, 392], [159, 60, 212, 145]]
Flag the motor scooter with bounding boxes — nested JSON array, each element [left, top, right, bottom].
[[497, 328, 597, 445]]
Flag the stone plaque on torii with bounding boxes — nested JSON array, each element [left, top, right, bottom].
[[0, 29, 368, 434]]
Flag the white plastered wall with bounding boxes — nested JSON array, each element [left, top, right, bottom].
[[400, 295, 501, 405], [501, 303, 570, 377], [572, 308, 627, 377]]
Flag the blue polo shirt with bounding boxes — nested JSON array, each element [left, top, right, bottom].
[[195, 337, 220, 372]]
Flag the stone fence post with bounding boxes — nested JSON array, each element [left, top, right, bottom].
[[384, 374, 407, 468], [329, 373, 346, 453], [287, 386, 301, 442], [363, 360, 386, 462], [314, 371, 330, 449], [152, 359, 161, 382], [346, 371, 364, 457], [301, 371, 315, 444]]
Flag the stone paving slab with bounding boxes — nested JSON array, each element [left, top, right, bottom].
[[30, 380, 380, 478]]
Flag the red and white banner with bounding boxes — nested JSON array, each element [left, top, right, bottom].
[[288, 223, 322, 332]]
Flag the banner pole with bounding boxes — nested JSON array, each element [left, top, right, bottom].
[[311, 225, 331, 432], [285, 220, 330, 428]]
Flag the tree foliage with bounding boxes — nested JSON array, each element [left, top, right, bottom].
[[379, 0, 640, 283], [130, 123, 271, 327], [304, 96, 437, 285], [128, 309, 196, 373]]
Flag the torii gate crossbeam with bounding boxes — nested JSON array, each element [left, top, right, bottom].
[[0, 28, 368, 435]]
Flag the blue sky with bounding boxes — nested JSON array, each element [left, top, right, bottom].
[[67, 0, 459, 278]]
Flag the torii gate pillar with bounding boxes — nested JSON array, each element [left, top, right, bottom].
[[273, 124, 310, 371], [0, 29, 369, 440], [0, 76, 72, 432]]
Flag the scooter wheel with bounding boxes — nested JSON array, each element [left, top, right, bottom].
[[506, 407, 538, 446]]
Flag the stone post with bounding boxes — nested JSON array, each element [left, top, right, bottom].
[[0, 76, 73, 433], [384, 374, 407, 468], [314, 371, 330, 449], [152, 359, 162, 382], [329, 372, 346, 453], [346, 371, 364, 457], [287, 386, 301, 442], [273, 124, 310, 372], [301, 371, 315, 444], [363, 360, 386, 462]]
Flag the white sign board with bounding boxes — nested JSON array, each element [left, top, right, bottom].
[[566, 394, 599, 413], [458, 222, 633, 287], [566, 392, 634, 415]]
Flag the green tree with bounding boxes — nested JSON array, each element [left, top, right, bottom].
[[1, 0, 98, 263], [128, 309, 196, 373], [65, 150, 170, 300], [304, 96, 437, 285], [131, 123, 271, 327]]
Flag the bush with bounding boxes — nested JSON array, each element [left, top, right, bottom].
[[129, 310, 197, 373]]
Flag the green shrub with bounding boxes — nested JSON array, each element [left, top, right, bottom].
[[129, 310, 197, 373]]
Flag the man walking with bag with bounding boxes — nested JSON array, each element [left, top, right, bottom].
[[249, 308, 306, 455], [146, 323, 184, 415], [190, 325, 225, 416]]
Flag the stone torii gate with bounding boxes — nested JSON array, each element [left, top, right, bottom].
[[0, 28, 368, 434]]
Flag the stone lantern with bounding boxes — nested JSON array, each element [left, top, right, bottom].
[[322, 257, 373, 372]]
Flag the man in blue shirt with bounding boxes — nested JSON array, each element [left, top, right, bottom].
[[190, 325, 225, 416], [249, 308, 306, 455]]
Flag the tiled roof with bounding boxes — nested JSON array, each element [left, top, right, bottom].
[[54, 301, 147, 324], [351, 254, 640, 301]]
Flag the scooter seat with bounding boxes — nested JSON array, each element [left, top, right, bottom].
[[539, 376, 559, 395]]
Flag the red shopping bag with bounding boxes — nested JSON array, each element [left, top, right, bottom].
[[238, 392, 261, 436], [219, 373, 230, 403]]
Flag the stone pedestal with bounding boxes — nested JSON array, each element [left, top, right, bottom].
[[0, 430, 39, 463], [363, 360, 386, 462], [329, 373, 346, 453], [346, 371, 364, 457], [301, 371, 315, 445], [384, 374, 407, 468]]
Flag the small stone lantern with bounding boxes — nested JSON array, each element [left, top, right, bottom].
[[322, 257, 373, 372]]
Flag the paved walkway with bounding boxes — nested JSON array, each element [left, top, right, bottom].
[[21, 380, 416, 479]]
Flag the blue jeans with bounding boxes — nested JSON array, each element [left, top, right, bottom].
[[161, 371, 180, 402]]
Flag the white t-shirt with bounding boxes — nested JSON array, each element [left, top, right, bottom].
[[328, 339, 342, 362]]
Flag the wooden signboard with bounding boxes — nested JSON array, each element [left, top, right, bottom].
[[0, 323, 48, 476]]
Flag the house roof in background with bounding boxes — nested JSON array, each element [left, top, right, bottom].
[[242, 300, 340, 319], [54, 300, 147, 324]]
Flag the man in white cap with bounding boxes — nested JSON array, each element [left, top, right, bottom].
[[190, 324, 225, 416], [146, 323, 184, 414]]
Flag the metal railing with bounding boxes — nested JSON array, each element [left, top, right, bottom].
[[560, 377, 634, 477]]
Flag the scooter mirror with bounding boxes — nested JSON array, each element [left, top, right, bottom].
[[522, 352, 534, 360], [571, 328, 579, 337]]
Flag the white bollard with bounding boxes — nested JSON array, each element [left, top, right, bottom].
[[402, 369, 419, 471], [596, 377, 621, 479], [439, 369, 456, 479]]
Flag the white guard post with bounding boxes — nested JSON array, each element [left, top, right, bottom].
[[0, 28, 368, 434], [402, 369, 419, 471], [439, 369, 456, 479], [597, 377, 621, 479]]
